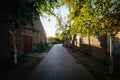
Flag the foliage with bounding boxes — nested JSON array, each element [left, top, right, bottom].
[[55, 5, 71, 40], [56, 22, 70, 40], [55, 33, 63, 40], [32, 43, 54, 53], [90, 0, 120, 35], [59, 0, 120, 73], [36, 0, 60, 15], [59, 0, 120, 37], [0, 0, 60, 28], [0, 0, 60, 64], [0, 0, 35, 27], [0, 55, 30, 67]]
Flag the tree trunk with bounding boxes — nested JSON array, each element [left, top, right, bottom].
[[72, 34, 77, 51], [88, 34, 90, 45], [9, 30, 17, 64], [109, 34, 114, 74], [87, 27, 90, 46]]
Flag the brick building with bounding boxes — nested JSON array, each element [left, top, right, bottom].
[[23, 16, 46, 54], [0, 16, 46, 64]]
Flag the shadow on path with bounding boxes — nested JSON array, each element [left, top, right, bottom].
[[27, 44, 96, 80]]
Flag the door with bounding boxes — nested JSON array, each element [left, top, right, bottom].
[[24, 36, 32, 54]]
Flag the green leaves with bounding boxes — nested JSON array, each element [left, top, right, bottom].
[[0, 0, 37, 26], [36, 0, 60, 16], [61, 0, 120, 37], [0, 0, 60, 24]]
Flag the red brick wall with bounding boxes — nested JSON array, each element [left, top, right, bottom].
[[0, 16, 47, 63], [80, 35, 106, 61], [32, 17, 46, 49], [23, 16, 46, 50]]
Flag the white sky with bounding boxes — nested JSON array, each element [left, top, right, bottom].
[[40, 16, 56, 37], [40, 6, 69, 37]]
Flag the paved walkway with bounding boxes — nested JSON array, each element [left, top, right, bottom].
[[27, 44, 96, 80]]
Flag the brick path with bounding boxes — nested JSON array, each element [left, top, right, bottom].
[[27, 44, 96, 80]]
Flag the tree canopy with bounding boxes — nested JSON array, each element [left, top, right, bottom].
[[59, 0, 120, 74], [61, 0, 120, 36], [0, 0, 60, 28], [52, 0, 119, 38], [0, 0, 60, 64]]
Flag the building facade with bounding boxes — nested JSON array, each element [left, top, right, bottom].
[[0, 16, 46, 64]]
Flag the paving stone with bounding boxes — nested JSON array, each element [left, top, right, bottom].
[[27, 44, 96, 80]]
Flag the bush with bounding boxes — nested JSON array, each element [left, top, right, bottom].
[[32, 43, 54, 53], [0, 55, 30, 68]]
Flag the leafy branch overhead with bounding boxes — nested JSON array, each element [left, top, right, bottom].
[[59, 0, 120, 74], [0, 0, 60, 65], [0, 0, 60, 28], [60, 0, 120, 36]]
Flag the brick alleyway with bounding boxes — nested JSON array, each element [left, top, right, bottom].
[[27, 44, 96, 80]]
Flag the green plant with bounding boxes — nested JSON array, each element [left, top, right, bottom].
[[32, 43, 54, 53]]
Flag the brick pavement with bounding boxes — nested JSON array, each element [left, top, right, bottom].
[[27, 44, 96, 80]]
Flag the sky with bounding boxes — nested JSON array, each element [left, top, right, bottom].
[[40, 6, 69, 37], [40, 16, 57, 37]]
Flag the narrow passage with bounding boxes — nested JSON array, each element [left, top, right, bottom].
[[27, 44, 96, 80]]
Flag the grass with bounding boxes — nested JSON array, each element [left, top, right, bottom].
[[0, 55, 43, 80], [65, 47, 120, 80], [32, 43, 54, 53]]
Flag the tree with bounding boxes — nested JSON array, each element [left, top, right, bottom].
[[0, 0, 37, 64], [61, 0, 120, 73], [0, 0, 59, 64], [91, 0, 120, 74], [55, 12, 71, 46]]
